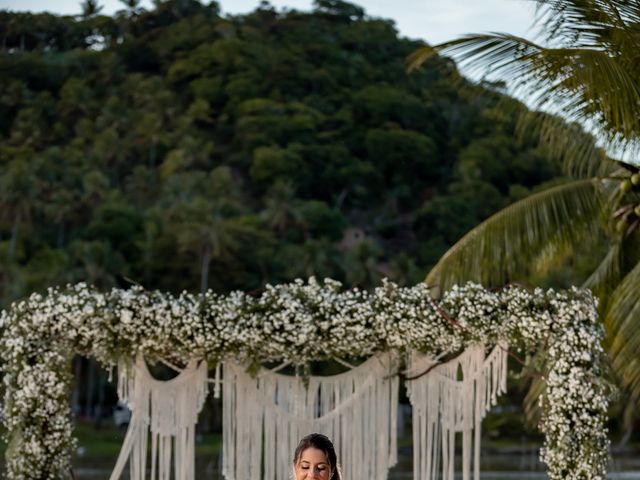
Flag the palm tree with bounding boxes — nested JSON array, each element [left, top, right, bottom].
[[0, 157, 40, 259], [261, 181, 304, 236], [277, 238, 340, 280], [410, 0, 640, 413], [118, 0, 142, 16], [80, 0, 103, 18], [344, 239, 382, 289], [171, 197, 265, 294]]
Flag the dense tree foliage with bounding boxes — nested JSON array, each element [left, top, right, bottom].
[[0, 0, 564, 306]]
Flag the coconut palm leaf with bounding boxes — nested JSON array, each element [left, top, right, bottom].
[[515, 110, 612, 178], [414, 0, 640, 422], [408, 5, 640, 171], [534, 0, 640, 50], [606, 255, 640, 402], [409, 35, 640, 122], [582, 241, 622, 295], [426, 179, 602, 290]]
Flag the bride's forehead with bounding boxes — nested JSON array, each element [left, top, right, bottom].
[[299, 447, 328, 463]]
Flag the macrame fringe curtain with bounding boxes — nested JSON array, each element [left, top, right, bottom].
[[222, 354, 398, 480], [406, 343, 508, 480], [111, 354, 209, 480], [109, 346, 505, 480]]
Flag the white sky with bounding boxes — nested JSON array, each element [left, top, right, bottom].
[[0, 0, 539, 45]]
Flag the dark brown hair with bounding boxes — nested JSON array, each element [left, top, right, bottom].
[[293, 433, 342, 480]]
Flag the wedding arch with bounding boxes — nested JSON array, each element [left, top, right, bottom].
[[0, 278, 610, 480]]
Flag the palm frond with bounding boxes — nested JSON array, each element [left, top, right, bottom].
[[426, 179, 602, 290], [535, 0, 605, 41], [535, 0, 640, 50], [447, 35, 639, 139], [420, 34, 544, 80], [409, 31, 640, 171], [582, 241, 622, 295], [556, 48, 640, 138], [605, 258, 640, 402], [407, 46, 438, 73], [516, 109, 613, 177]]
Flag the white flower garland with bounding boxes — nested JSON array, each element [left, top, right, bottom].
[[0, 279, 610, 480]]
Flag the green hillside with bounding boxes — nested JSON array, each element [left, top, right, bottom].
[[0, 0, 564, 304]]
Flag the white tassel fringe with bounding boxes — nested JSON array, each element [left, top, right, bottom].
[[111, 353, 209, 480], [406, 343, 508, 480], [223, 353, 398, 480]]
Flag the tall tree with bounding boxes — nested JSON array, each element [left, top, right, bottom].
[[171, 196, 264, 294], [119, 0, 142, 15], [411, 0, 640, 411], [80, 0, 104, 18], [0, 157, 40, 259], [0, 0, 575, 327]]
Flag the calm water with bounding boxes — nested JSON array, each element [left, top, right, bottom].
[[72, 451, 640, 479]]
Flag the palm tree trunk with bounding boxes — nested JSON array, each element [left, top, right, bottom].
[[57, 223, 65, 248], [9, 216, 19, 259], [211, 396, 222, 432], [149, 137, 157, 169], [86, 358, 96, 419], [617, 424, 633, 449], [200, 244, 211, 295], [94, 368, 106, 428], [71, 356, 82, 415]]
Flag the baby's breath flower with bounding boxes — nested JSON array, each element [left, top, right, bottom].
[[0, 281, 609, 480]]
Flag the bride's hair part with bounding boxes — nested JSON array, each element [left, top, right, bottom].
[[293, 433, 342, 480]]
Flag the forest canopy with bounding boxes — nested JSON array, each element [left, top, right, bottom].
[[0, 0, 571, 305]]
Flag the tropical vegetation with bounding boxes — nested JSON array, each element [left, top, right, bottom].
[[409, 0, 640, 422], [0, 0, 626, 451], [0, 0, 570, 305]]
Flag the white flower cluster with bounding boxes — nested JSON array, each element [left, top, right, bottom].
[[0, 280, 609, 480], [539, 291, 610, 480]]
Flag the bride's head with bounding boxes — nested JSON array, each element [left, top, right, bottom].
[[292, 433, 342, 480]]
